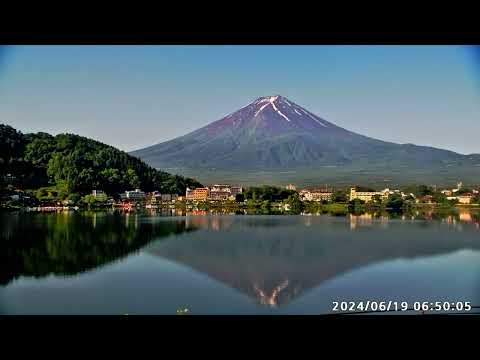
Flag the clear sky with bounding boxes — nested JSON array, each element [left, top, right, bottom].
[[0, 45, 478, 154]]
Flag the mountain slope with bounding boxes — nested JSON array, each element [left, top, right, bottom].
[[131, 96, 480, 185], [133, 96, 479, 168]]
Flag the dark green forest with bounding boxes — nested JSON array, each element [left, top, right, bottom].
[[0, 124, 202, 197]]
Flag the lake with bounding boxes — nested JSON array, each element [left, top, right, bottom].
[[1, 210, 480, 315]]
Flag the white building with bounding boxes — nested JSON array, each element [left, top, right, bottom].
[[120, 189, 146, 201], [299, 189, 333, 202], [208, 184, 243, 200], [349, 188, 390, 203], [210, 184, 231, 192]]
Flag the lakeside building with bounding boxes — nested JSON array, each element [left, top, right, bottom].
[[419, 195, 435, 204], [191, 187, 209, 201], [349, 187, 389, 203], [120, 189, 146, 202], [146, 192, 179, 206], [457, 194, 474, 205], [299, 189, 333, 202], [210, 184, 231, 192], [440, 181, 478, 204], [186, 187, 210, 201], [146, 191, 162, 206], [441, 182, 464, 196], [92, 190, 108, 201], [207, 184, 243, 201], [186, 187, 194, 200], [286, 184, 297, 191], [209, 191, 232, 201], [161, 193, 178, 202]]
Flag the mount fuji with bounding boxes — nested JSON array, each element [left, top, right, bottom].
[[131, 95, 480, 186]]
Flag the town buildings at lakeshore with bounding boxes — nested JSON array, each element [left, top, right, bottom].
[[4, 177, 480, 212], [441, 182, 477, 204], [186, 184, 243, 202], [299, 188, 334, 202]]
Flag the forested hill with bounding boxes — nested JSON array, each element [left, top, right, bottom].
[[0, 124, 202, 195]]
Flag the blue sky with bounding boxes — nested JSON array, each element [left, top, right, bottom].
[[0, 45, 478, 154]]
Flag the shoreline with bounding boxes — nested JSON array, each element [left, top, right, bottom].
[[3, 201, 479, 215]]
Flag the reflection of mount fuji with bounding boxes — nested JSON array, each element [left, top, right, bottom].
[[147, 215, 480, 307]]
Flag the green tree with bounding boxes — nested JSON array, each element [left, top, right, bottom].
[[286, 193, 304, 213], [402, 184, 433, 197], [235, 193, 245, 202], [456, 188, 473, 195], [67, 193, 81, 204], [125, 168, 140, 189], [348, 198, 365, 209], [385, 194, 404, 211], [2, 125, 202, 198], [81, 194, 97, 209], [332, 189, 348, 203], [260, 200, 272, 212], [372, 194, 383, 204]]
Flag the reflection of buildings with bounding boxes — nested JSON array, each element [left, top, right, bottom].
[[303, 215, 313, 227], [349, 213, 390, 230], [459, 211, 473, 223], [185, 214, 235, 231], [379, 215, 389, 228], [442, 210, 480, 230], [349, 213, 373, 230]]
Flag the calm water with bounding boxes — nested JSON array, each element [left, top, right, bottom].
[[1, 210, 480, 315]]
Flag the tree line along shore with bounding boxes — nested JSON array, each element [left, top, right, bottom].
[[2, 182, 480, 215]]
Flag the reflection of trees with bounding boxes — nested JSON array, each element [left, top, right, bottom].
[[0, 212, 194, 285]]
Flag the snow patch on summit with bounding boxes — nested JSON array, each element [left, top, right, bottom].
[[253, 96, 290, 121], [254, 103, 270, 117], [269, 96, 290, 122]]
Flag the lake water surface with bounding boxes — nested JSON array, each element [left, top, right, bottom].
[[1, 211, 480, 315]]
